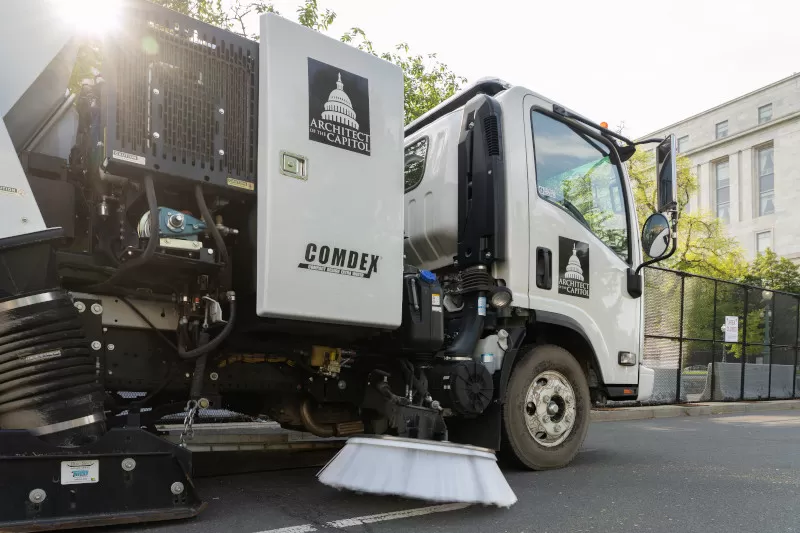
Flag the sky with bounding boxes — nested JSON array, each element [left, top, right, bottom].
[[253, 0, 799, 138]]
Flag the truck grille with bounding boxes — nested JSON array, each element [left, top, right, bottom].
[[104, 1, 258, 192]]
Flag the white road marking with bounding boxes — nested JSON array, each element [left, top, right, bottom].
[[255, 526, 317, 533], [254, 503, 471, 533]]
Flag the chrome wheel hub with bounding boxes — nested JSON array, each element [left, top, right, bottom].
[[524, 370, 577, 447]]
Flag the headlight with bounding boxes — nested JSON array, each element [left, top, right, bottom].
[[489, 286, 512, 309]]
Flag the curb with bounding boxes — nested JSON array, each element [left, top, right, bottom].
[[590, 399, 800, 422]]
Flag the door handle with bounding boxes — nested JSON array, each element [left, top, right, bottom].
[[536, 247, 552, 290]]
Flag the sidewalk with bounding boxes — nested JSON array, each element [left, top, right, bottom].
[[591, 399, 800, 422]]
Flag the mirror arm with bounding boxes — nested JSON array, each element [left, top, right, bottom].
[[635, 212, 678, 276]]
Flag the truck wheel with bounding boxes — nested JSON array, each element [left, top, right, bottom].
[[502, 344, 590, 470]]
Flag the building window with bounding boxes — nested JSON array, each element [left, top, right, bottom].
[[677, 135, 689, 153], [757, 145, 775, 216], [756, 231, 772, 255], [715, 121, 728, 139], [531, 110, 630, 262], [714, 159, 730, 223], [758, 104, 773, 125], [403, 137, 429, 192]]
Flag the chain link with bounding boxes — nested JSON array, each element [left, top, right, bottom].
[[179, 400, 199, 448]]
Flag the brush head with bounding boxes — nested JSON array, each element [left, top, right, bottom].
[[317, 435, 517, 507]]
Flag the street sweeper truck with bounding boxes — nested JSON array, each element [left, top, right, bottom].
[[0, 0, 679, 529]]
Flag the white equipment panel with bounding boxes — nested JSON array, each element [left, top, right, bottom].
[[257, 14, 405, 328]]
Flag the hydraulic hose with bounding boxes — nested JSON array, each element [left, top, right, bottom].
[[177, 293, 237, 360], [89, 174, 159, 290], [195, 184, 229, 265]]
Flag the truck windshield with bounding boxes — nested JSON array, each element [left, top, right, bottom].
[[531, 110, 629, 262]]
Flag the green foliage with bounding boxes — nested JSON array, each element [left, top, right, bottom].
[[627, 149, 745, 280], [147, 0, 465, 123], [740, 249, 800, 294]]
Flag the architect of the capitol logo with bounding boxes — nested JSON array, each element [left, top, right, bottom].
[[558, 237, 590, 299], [308, 58, 371, 156], [564, 244, 585, 282]]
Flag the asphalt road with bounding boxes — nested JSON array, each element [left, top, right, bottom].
[[118, 410, 800, 533]]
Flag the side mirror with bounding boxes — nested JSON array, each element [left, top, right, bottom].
[[641, 213, 671, 260], [656, 135, 677, 212]]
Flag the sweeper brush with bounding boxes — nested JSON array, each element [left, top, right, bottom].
[[317, 436, 518, 507]]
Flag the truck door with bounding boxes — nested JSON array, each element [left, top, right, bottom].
[[523, 94, 641, 387]]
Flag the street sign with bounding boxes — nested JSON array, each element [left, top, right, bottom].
[[724, 316, 739, 343]]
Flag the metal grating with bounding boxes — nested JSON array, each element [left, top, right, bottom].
[[103, 0, 258, 192]]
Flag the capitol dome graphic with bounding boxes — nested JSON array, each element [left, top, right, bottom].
[[564, 244, 585, 282], [321, 73, 359, 130]]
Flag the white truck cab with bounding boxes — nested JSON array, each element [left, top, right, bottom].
[[404, 80, 673, 408]]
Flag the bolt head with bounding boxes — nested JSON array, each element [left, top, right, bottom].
[[153, 88, 160, 95], [107, 344, 115, 351], [121, 458, 136, 472], [198, 398, 210, 409], [21, 217, 28, 224], [337, 379, 347, 390], [209, 372, 219, 381], [543, 395, 550, 403], [565, 415, 573, 423], [207, 249, 214, 255], [170, 482, 185, 495], [152, 132, 160, 139], [218, 108, 225, 115], [90, 303, 103, 315], [74, 301, 86, 313], [91, 341, 102, 351], [29, 489, 46, 504], [185, 373, 191, 378], [218, 149, 225, 156], [554, 424, 562, 433]]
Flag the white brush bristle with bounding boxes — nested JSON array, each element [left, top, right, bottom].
[[317, 436, 517, 507]]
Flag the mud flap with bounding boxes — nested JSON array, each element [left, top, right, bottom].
[[0, 428, 205, 531]]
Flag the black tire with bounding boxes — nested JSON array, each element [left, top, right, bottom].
[[501, 344, 591, 470]]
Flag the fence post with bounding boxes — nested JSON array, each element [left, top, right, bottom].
[[794, 296, 799, 399], [675, 275, 686, 403], [767, 292, 774, 399], [740, 289, 748, 400], [710, 281, 717, 401]]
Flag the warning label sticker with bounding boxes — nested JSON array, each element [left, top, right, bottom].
[[61, 460, 99, 485]]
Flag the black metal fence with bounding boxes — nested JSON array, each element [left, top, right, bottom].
[[641, 266, 800, 404]]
